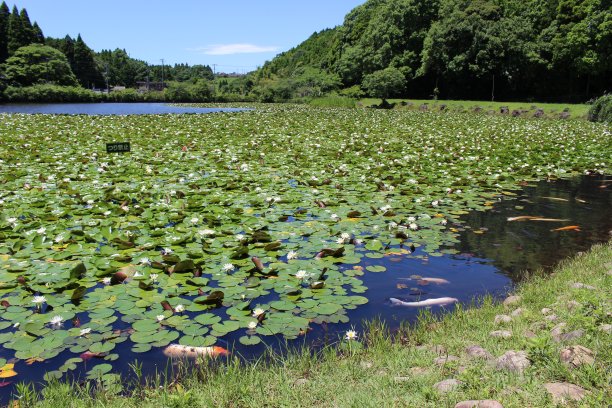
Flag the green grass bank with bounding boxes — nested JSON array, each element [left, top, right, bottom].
[[358, 98, 591, 119], [18, 242, 611, 407]]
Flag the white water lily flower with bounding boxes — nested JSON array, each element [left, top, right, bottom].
[[54, 233, 65, 243], [431, 200, 439, 207], [79, 328, 92, 336], [248, 321, 258, 329], [190, 217, 199, 224], [6, 217, 17, 224], [287, 250, 298, 260], [102, 277, 111, 285], [156, 315, 165, 322], [198, 229, 215, 237], [252, 308, 265, 317], [336, 237, 346, 244], [223, 263, 235, 272], [134, 272, 143, 278], [330, 214, 339, 221], [139, 257, 151, 266], [150, 273, 159, 282], [441, 219, 448, 226], [121, 205, 129, 212], [409, 223, 418, 231], [32, 295, 46, 304], [161, 248, 173, 255], [103, 211, 111, 216], [49, 315, 64, 326], [344, 329, 358, 341], [174, 304, 185, 313], [36, 226, 46, 234], [341, 232, 351, 241], [295, 270, 309, 279], [407, 216, 416, 222], [235, 234, 245, 241]]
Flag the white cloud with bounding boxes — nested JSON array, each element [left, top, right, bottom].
[[193, 44, 280, 55]]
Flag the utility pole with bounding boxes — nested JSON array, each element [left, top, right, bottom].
[[212, 64, 217, 76], [161, 58, 165, 89]]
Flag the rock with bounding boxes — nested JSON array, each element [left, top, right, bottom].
[[524, 330, 537, 339], [409, 367, 429, 376], [544, 382, 589, 403], [434, 355, 460, 365], [494, 314, 512, 324], [434, 379, 463, 393], [541, 308, 552, 315], [550, 322, 567, 342], [544, 314, 558, 322], [465, 345, 493, 360], [496, 351, 530, 373], [571, 282, 595, 290], [559, 329, 584, 342], [393, 376, 410, 383], [294, 378, 308, 386], [490, 330, 512, 339], [599, 324, 612, 334], [566, 300, 581, 311], [455, 400, 504, 408], [510, 308, 524, 317], [503, 295, 521, 307], [560, 345, 594, 368]]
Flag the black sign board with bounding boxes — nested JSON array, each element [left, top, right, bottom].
[[106, 142, 131, 153]]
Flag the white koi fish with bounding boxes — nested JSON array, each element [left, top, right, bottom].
[[163, 344, 229, 358], [389, 297, 458, 307]]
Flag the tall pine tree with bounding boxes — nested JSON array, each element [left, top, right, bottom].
[[72, 34, 103, 88], [7, 6, 30, 55], [32, 22, 44, 43], [0, 1, 10, 62], [19, 8, 36, 44]]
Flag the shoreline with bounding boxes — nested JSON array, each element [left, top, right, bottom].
[[16, 241, 611, 407]]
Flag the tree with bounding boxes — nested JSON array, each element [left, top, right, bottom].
[[2, 43, 78, 86], [361, 67, 406, 100], [19, 8, 36, 44], [31, 22, 44, 44], [0, 1, 9, 62], [72, 34, 103, 88]]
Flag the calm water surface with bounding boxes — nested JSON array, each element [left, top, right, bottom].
[[0, 103, 248, 115], [0, 175, 610, 401]]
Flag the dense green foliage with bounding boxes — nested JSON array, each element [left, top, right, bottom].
[[2, 44, 78, 86], [588, 94, 612, 123], [0, 1, 215, 100], [256, 0, 611, 102]]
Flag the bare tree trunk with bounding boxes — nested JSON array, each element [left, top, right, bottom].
[[491, 74, 495, 102]]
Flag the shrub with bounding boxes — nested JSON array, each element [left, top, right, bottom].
[[309, 96, 356, 108], [3, 84, 101, 102], [588, 94, 612, 123]]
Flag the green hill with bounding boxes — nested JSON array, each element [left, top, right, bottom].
[[253, 0, 611, 102]]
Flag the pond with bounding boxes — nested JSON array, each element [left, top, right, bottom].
[[0, 103, 248, 115], [0, 175, 609, 401]]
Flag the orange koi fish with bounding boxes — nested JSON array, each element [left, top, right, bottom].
[[552, 225, 581, 232]]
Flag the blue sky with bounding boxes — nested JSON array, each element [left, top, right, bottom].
[[14, 1, 366, 73]]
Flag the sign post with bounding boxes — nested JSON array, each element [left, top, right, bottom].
[[106, 142, 131, 153]]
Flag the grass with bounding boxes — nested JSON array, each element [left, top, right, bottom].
[[17, 242, 611, 407], [308, 95, 357, 108], [359, 98, 591, 119]]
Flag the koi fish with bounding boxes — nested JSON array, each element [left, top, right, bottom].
[[507, 216, 569, 222], [507, 216, 542, 222], [541, 196, 569, 202], [389, 297, 458, 307], [163, 344, 229, 359], [418, 277, 450, 285], [551, 225, 581, 232]]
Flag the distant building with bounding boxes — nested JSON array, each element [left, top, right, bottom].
[[136, 81, 166, 92], [111, 86, 126, 92]]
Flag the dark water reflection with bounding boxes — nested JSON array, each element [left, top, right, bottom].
[[0, 103, 248, 115], [1, 175, 610, 402]]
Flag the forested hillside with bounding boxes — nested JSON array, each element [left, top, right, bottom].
[[255, 0, 611, 101]]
